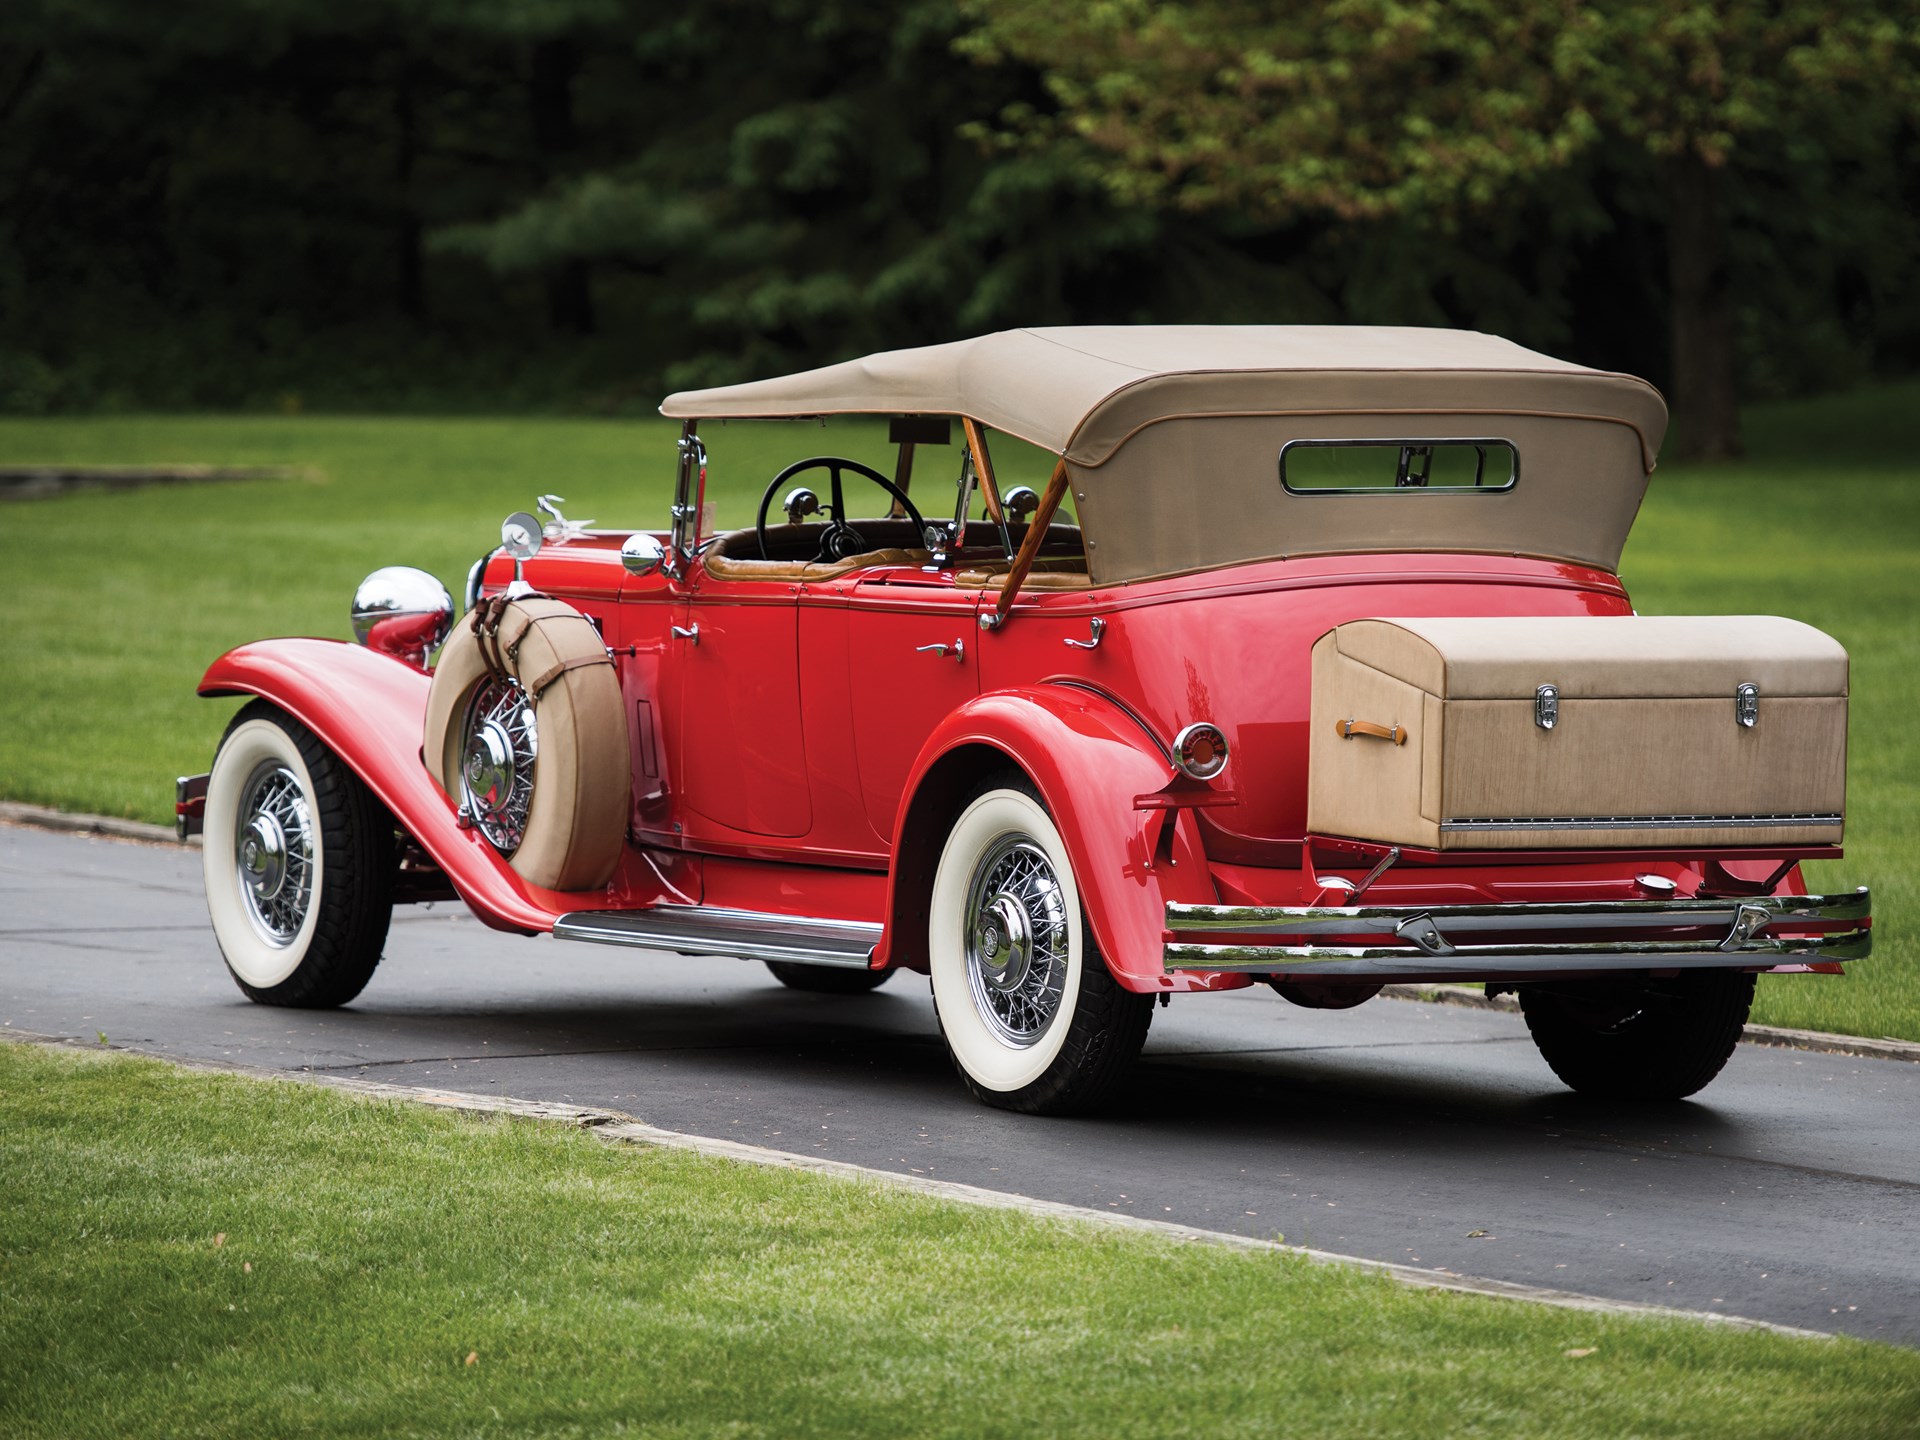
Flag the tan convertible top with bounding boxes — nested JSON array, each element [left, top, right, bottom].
[[662, 326, 1670, 583]]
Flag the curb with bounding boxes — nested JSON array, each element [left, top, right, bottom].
[[0, 801, 195, 848], [0, 1027, 1833, 1343], [1380, 984, 1920, 1065], [4, 803, 1910, 1063]]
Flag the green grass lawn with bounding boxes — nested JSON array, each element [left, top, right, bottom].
[[0, 389, 1914, 1039], [3, 1040, 1917, 1440]]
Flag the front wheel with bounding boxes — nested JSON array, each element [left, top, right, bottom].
[[202, 701, 394, 1007], [1518, 970, 1755, 1100], [928, 778, 1152, 1115]]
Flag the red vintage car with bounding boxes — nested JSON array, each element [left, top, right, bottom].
[[179, 327, 1870, 1114]]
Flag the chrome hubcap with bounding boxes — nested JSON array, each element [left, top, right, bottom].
[[234, 762, 314, 947], [240, 813, 288, 900], [464, 720, 516, 811], [973, 895, 1033, 992], [459, 678, 536, 854], [964, 836, 1068, 1047]]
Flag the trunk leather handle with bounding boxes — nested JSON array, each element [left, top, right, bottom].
[[1335, 718, 1408, 746]]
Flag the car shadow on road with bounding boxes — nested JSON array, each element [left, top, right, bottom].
[[1113, 1044, 1748, 1163], [285, 979, 1747, 1170]]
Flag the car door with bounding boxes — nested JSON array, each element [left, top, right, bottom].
[[842, 567, 981, 843], [668, 567, 812, 840]]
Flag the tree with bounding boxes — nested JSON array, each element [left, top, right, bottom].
[[431, 0, 1201, 392], [961, 0, 1920, 459]]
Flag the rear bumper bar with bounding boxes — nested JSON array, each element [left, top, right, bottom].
[[175, 773, 208, 841], [1163, 889, 1871, 978]]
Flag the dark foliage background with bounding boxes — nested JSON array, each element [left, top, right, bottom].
[[1, 0, 1915, 428]]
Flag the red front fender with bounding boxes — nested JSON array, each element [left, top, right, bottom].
[[200, 639, 662, 933], [879, 685, 1249, 993]]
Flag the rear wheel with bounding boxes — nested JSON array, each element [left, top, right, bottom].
[[765, 961, 894, 994], [1518, 970, 1755, 1100], [928, 777, 1152, 1114], [202, 701, 394, 1007]]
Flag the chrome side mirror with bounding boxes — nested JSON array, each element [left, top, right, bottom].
[[499, 511, 543, 596], [501, 511, 543, 561], [621, 532, 668, 577], [351, 566, 453, 670], [1003, 486, 1040, 523]]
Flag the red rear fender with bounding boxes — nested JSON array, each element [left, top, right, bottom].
[[881, 685, 1249, 993], [199, 639, 657, 933]]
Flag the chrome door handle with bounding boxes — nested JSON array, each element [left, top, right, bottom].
[[671, 623, 700, 646], [916, 638, 964, 661], [1063, 617, 1107, 650]]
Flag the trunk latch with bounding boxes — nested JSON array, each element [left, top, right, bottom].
[[1534, 683, 1559, 730], [1736, 681, 1759, 728]]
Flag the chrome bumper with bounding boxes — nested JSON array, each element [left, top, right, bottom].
[[1163, 889, 1871, 978]]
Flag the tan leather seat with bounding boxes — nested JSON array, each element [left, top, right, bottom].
[[704, 546, 933, 582], [701, 521, 932, 581], [703, 520, 1092, 588]]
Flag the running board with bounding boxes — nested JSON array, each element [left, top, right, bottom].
[[552, 906, 881, 969]]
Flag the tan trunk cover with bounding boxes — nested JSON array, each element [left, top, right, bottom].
[[1307, 616, 1848, 850]]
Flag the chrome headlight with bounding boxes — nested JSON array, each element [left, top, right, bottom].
[[351, 566, 453, 670]]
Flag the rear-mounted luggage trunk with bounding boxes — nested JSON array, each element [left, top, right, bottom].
[[1307, 615, 1848, 851]]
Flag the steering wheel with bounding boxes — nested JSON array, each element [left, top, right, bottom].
[[755, 457, 928, 563]]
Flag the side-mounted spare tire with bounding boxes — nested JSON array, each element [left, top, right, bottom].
[[424, 595, 629, 892]]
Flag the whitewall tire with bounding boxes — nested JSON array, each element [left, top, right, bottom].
[[203, 701, 393, 1007], [928, 777, 1152, 1114]]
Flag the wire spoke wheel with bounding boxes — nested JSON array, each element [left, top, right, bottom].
[[234, 761, 317, 946], [458, 677, 537, 854], [204, 702, 393, 1007], [928, 778, 1154, 1114], [963, 836, 1070, 1047]]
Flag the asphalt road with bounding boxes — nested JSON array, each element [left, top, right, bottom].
[[5, 823, 1917, 1344]]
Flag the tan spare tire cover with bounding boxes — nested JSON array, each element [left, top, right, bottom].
[[425, 596, 629, 891]]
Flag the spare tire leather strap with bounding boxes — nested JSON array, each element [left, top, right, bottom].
[[469, 595, 513, 681], [492, 610, 605, 697], [526, 651, 614, 702]]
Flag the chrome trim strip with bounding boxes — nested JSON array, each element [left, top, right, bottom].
[[553, 905, 881, 969], [1441, 813, 1842, 832], [1163, 889, 1872, 975]]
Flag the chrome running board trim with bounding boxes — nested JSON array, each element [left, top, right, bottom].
[[553, 905, 881, 969], [1442, 813, 1841, 832], [1163, 889, 1871, 977]]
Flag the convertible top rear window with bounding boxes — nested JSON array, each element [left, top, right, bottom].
[[1280, 438, 1518, 495]]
